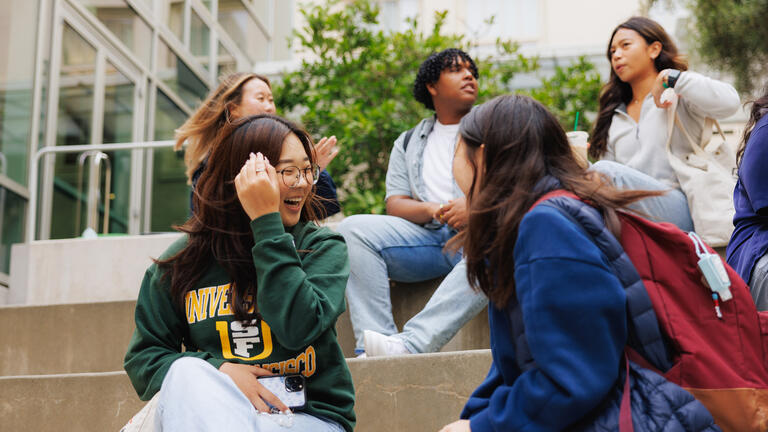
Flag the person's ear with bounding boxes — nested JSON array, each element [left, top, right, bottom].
[[648, 41, 662, 61], [226, 101, 239, 121], [426, 81, 438, 97]]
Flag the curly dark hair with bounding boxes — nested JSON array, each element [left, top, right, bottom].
[[413, 48, 478, 110]]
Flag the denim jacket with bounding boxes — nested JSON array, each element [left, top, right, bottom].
[[385, 116, 464, 228]]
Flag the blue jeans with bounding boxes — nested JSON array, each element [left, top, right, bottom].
[[337, 214, 488, 353], [592, 160, 694, 232], [749, 253, 768, 311], [154, 357, 344, 432]]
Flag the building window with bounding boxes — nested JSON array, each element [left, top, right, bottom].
[[81, 0, 153, 67], [0, 0, 38, 187], [378, 0, 418, 32], [190, 8, 211, 73], [0, 187, 25, 274], [157, 38, 209, 108], [466, 0, 539, 41], [217, 42, 237, 77], [218, 0, 269, 63], [150, 90, 189, 233]]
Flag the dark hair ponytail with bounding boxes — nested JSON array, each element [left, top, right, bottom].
[[590, 16, 688, 159]]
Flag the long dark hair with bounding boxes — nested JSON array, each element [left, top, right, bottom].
[[456, 95, 661, 308], [737, 86, 768, 166], [158, 114, 320, 321], [590, 16, 688, 159]]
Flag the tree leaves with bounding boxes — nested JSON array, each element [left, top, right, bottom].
[[689, 0, 768, 94]]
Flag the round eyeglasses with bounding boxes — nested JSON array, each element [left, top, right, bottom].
[[276, 165, 320, 188]]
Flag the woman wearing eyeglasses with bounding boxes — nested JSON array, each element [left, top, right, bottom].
[[124, 114, 355, 431], [175, 72, 341, 217]]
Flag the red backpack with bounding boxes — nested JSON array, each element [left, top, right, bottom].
[[536, 190, 768, 432]]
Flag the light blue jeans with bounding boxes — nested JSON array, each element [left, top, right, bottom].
[[154, 357, 344, 432], [749, 253, 768, 311], [337, 214, 488, 354], [592, 160, 694, 232]]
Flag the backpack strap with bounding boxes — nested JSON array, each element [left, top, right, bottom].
[[403, 127, 416, 152], [534, 192, 673, 372], [529, 190, 578, 210]]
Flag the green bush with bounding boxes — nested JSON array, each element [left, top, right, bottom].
[[527, 56, 602, 133]]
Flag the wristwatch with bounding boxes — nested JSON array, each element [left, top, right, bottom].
[[664, 69, 681, 89]]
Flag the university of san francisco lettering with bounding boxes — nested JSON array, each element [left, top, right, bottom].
[[183, 284, 317, 377]]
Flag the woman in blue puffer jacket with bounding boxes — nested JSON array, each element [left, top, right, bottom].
[[438, 95, 719, 432]]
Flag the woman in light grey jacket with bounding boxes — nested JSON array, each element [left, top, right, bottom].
[[590, 16, 740, 231]]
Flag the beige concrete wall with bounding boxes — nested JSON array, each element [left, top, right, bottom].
[[349, 350, 493, 431], [0, 301, 137, 376], [0, 350, 492, 432], [0, 282, 488, 375], [8, 233, 182, 305], [0, 371, 144, 432]]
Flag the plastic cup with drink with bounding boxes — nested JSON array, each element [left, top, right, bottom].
[[566, 131, 589, 168]]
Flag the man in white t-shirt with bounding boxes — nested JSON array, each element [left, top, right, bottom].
[[338, 49, 487, 356]]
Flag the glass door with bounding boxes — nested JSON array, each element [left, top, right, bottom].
[[40, 4, 144, 239]]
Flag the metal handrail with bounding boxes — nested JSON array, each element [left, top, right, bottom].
[[96, 153, 112, 235], [27, 140, 176, 242], [75, 151, 112, 236]]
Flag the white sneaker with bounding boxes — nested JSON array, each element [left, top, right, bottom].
[[363, 330, 412, 357]]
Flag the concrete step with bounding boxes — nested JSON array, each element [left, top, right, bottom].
[[0, 290, 488, 376], [0, 350, 492, 432], [0, 301, 137, 376]]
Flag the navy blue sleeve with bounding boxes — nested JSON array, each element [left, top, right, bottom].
[[314, 170, 341, 217], [469, 205, 627, 432], [740, 119, 768, 215], [461, 361, 503, 420]]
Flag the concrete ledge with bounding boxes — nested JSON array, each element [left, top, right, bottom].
[[6, 219, 338, 307], [0, 350, 492, 432], [9, 234, 182, 305], [0, 301, 137, 376], [1, 284, 488, 375], [0, 371, 143, 432], [348, 350, 492, 431]]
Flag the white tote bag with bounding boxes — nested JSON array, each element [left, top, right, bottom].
[[120, 393, 159, 432], [665, 99, 737, 247]]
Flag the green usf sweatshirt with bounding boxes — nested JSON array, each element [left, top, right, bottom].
[[123, 212, 355, 431]]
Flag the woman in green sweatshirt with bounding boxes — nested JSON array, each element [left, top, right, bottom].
[[123, 114, 355, 431]]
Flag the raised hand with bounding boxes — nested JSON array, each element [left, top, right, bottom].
[[315, 136, 340, 171], [652, 69, 674, 109], [234, 152, 281, 221]]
